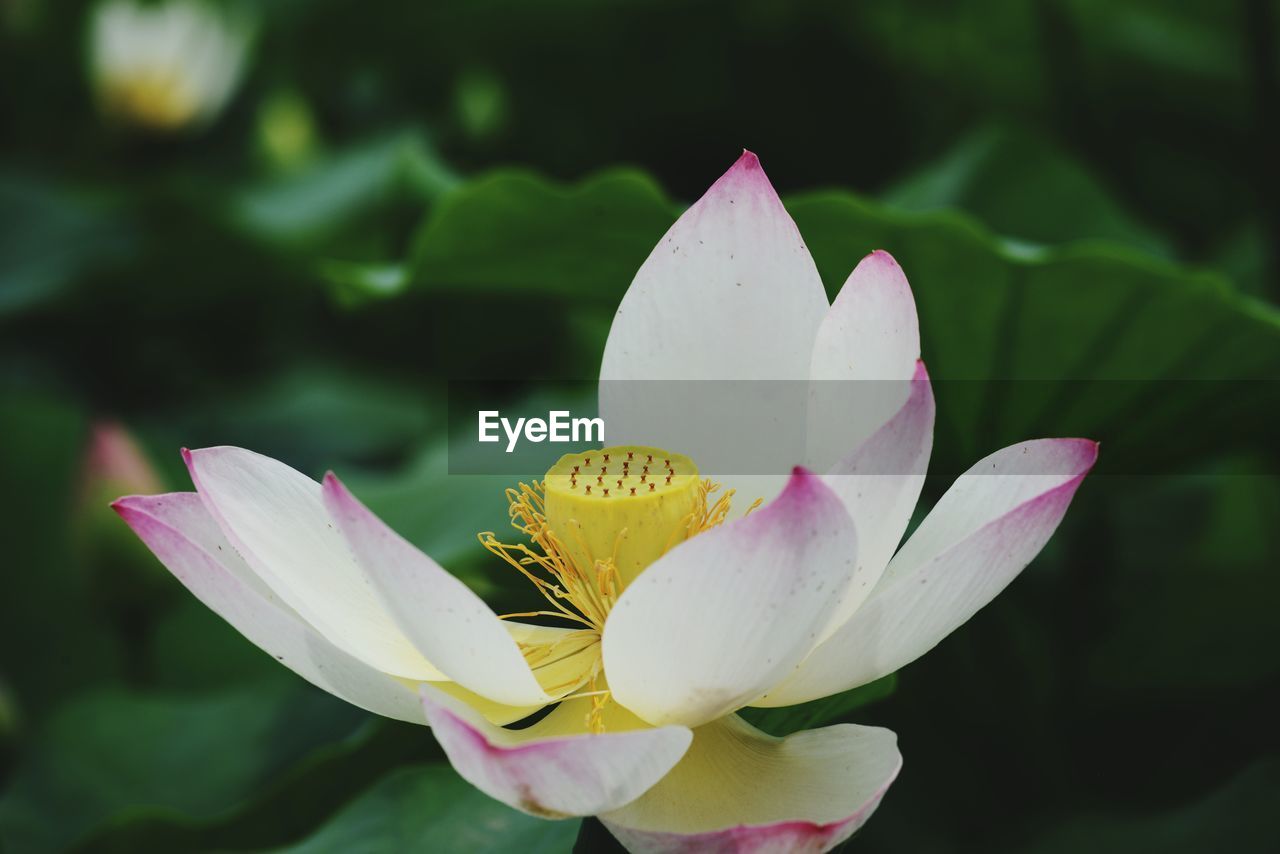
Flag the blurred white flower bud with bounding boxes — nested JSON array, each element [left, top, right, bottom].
[[88, 0, 256, 132]]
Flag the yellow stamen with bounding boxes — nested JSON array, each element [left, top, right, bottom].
[[515, 631, 601, 695], [100, 72, 200, 130], [543, 445, 703, 588], [587, 686, 610, 733]]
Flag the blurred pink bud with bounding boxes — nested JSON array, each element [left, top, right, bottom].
[[82, 420, 163, 500]]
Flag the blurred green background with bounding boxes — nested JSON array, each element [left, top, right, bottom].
[[2, 0, 1279, 851]]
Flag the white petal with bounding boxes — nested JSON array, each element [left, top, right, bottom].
[[599, 152, 828, 500], [816, 360, 934, 641], [601, 714, 900, 853], [806, 250, 923, 472], [112, 492, 424, 723], [428, 681, 545, 727], [184, 447, 443, 681], [758, 438, 1098, 707], [419, 684, 691, 818], [601, 150, 827, 384], [116, 492, 546, 727], [602, 469, 859, 728], [321, 473, 552, 707]]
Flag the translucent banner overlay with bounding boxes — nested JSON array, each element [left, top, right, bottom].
[[445, 380, 1280, 477]]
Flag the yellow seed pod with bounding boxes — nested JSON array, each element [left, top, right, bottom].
[[543, 445, 700, 588]]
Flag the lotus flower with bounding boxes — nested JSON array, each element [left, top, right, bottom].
[[113, 153, 1096, 852], [88, 0, 254, 132]]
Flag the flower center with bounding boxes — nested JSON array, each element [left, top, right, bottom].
[[478, 445, 756, 731], [543, 445, 703, 589], [101, 71, 199, 130]]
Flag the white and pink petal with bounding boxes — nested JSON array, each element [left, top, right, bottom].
[[601, 714, 901, 854], [816, 360, 935, 638], [758, 438, 1098, 707], [113, 491, 548, 727], [806, 250, 924, 472], [419, 684, 691, 819], [600, 150, 828, 386], [322, 473, 553, 708], [602, 469, 859, 728], [599, 152, 828, 496], [184, 446, 443, 681], [112, 492, 425, 723]]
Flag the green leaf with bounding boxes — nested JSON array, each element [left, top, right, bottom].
[[149, 597, 298, 692], [70, 715, 439, 853], [1083, 462, 1280, 701], [453, 68, 509, 142], [0, 175, 137, 316], [1210, 222, 1270, 299], [843, 1, 1256, 245], [230, 131, 460, 250], [884, 123, 1172, 256], [785, 192, 1280, 469], [1060, 0, 1246, 85], [739, 675, 897, 737], [1024, 759, 1280, 854], [409, 168, 676, 300], [317, 259, 411, 306], [0, 390, 125, 717], [159, 365, 439, 473], [269, 764, 579, 854], [0, 685, 369, 853]]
